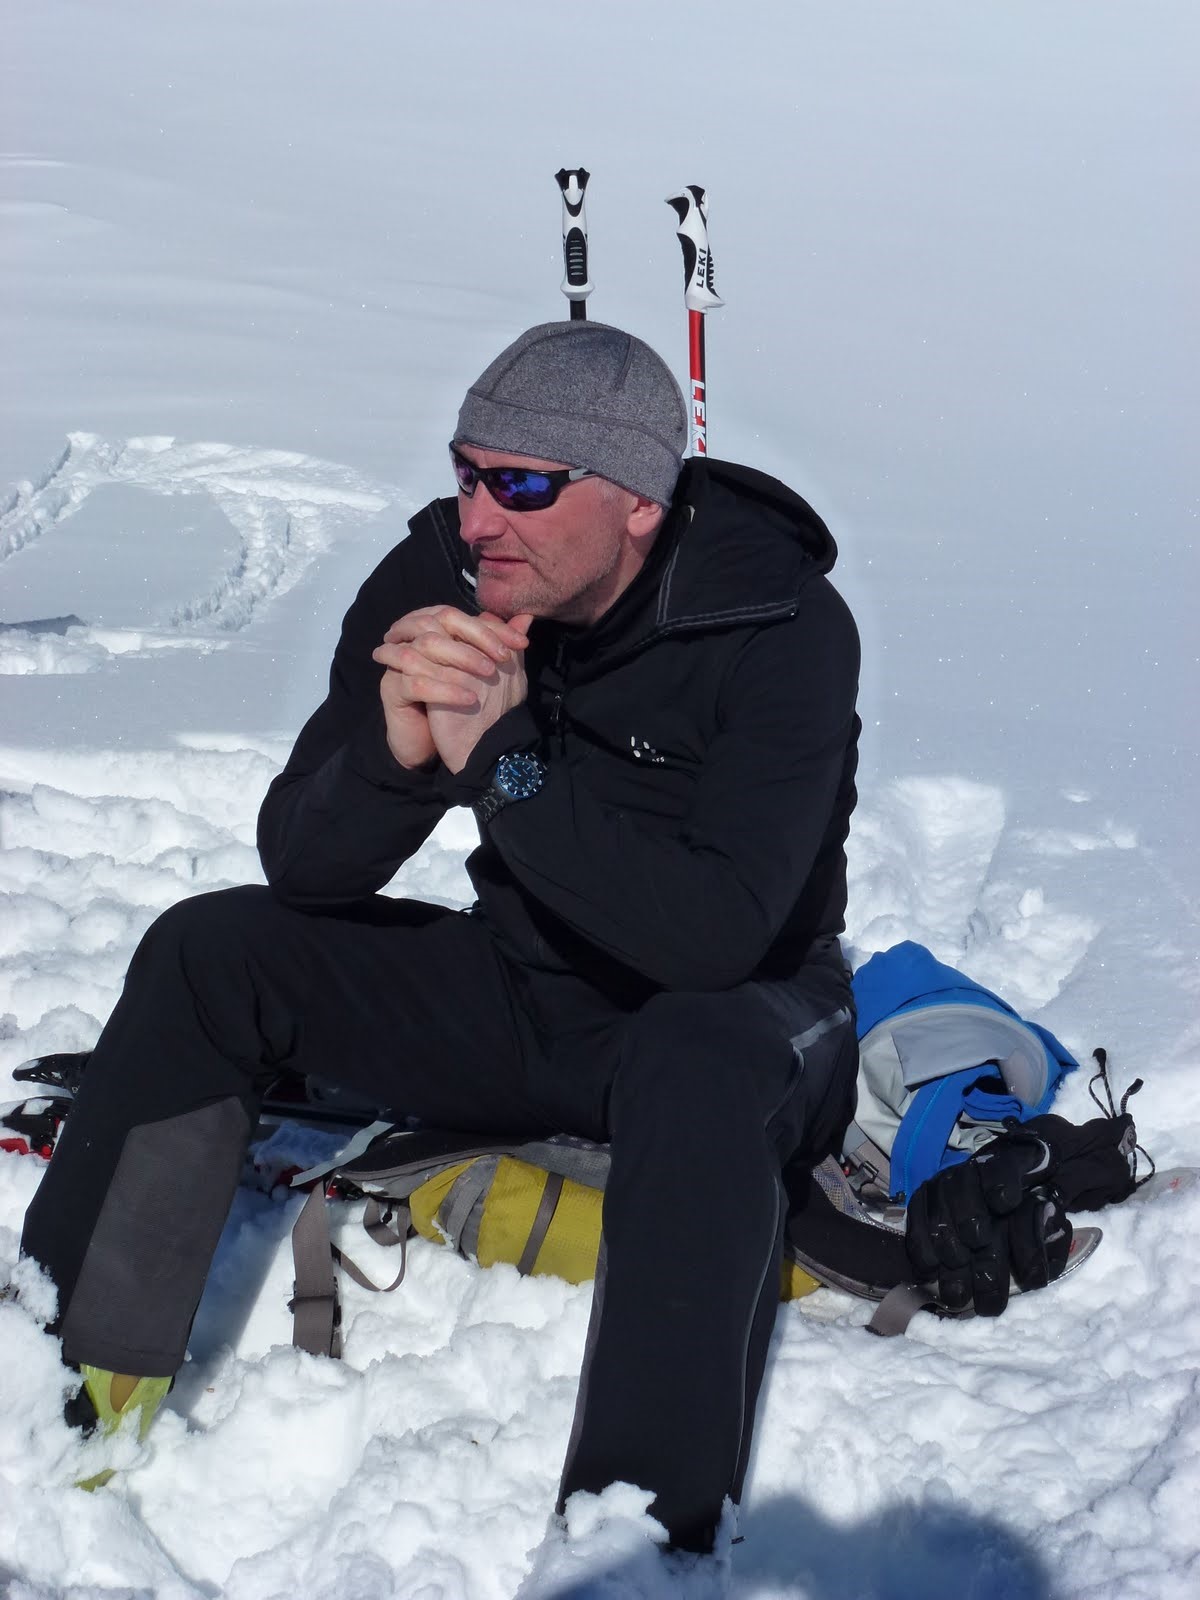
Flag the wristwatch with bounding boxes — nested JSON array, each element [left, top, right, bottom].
[[473, 750, 547, 825]]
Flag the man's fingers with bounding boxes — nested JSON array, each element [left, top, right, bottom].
[[372, 645, 482, 709], [374, 639, 491, 682], [383, 606, 529, 659], [501, 611, 535, 641], [386, 669, 479, 710], [389, 631, 502, 681]]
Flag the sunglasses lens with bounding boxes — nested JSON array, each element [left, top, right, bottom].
[[450, 446, 567, 511], [450, 450, 477, 493], [491, 470, 556, 511]]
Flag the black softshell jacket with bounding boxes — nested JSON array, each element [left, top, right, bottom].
[[257, 458, 860, 1003]]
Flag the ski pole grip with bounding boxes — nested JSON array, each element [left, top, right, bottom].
[[666, 186, 723, 313], [555, 167, 592, 319]]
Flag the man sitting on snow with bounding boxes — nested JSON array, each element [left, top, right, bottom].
[[22, 321, 861, 1555]]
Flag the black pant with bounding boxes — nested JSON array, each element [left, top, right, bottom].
[[22, 886, 856, 1550]]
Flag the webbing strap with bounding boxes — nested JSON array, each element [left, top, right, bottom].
[[291, 1191, 413, 1357], [289, 1119, 397, 1188], [363, 1198, 409, 1253], [867, 1282, 938, 1337], [443, 1159, 497, 1256], [290, 1186, 342, 1358], [516, 1170, 564, 1276], [331, 1200, 410, 1295]]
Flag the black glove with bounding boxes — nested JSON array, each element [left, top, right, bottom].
[[906, 1142, 1073, 1317], [1017, 1112, 1138, 1211]]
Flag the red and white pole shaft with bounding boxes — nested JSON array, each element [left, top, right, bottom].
[[666, 186, 723, 455]]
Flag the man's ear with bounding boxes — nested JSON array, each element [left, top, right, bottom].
[[626, 496, 666, 540]]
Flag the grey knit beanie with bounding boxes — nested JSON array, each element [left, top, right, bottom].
[[455, 321, 688, 506]]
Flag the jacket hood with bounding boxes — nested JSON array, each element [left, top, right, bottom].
[[653, 457, 837, 633]]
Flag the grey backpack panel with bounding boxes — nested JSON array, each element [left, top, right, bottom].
[[848, 1002, 1054, 1184]]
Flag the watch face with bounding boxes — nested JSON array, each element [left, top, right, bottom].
[[496, 752, 545, 800]]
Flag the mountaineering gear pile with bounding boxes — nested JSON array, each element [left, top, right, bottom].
[[22, 454, 861, 1551], [14, 934, 1141, 1356], [779, 942, 1153, 1333]]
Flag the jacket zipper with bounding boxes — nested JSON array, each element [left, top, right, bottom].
[[549, 636, 569, 752]]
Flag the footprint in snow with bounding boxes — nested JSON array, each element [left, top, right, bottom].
[[0, 433, 394, 669]]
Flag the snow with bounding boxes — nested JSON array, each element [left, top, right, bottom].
[[1, 1, 1196, 1595]]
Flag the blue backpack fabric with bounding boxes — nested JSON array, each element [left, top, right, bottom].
[[845, 941, 1078, 1203]]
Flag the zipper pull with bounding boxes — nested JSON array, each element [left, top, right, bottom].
[[548, 633, 569, 744]]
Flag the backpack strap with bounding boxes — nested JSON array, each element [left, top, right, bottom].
[[516, 1169, 565, 1276], [290, 1185, 344, 1358], [339, 1200, 411, 1295], [442, 1157, 500, 1256], [866, 1283, 940, 1337], [841, 1122, 894, 1204], [290, 1189, 414, 1357], [289, 1127, 577, 1357], [289, 1119, 399, 1188], [289, 1127, 614, 1357]]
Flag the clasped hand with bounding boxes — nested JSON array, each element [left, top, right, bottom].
[[372, 606, 534, 775]]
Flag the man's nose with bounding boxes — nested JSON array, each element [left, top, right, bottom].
[[458, 485, 508, 545]]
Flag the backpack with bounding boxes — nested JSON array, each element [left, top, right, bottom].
[[842, 941, 1079, 1207], [288, 1126, 823, 1358]]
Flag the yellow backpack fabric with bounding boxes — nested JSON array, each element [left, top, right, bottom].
[[290, 1129, 822, 1357], [409, 1152, 820, 1302]]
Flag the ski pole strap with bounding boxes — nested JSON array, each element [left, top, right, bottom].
[[554, 168, 592, 319]]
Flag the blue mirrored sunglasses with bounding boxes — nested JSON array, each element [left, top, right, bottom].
[[449, 443, 596, 511]]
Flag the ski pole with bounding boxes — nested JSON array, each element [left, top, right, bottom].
[[554, 168, 592, 320], [666, 185, 723, 455]]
